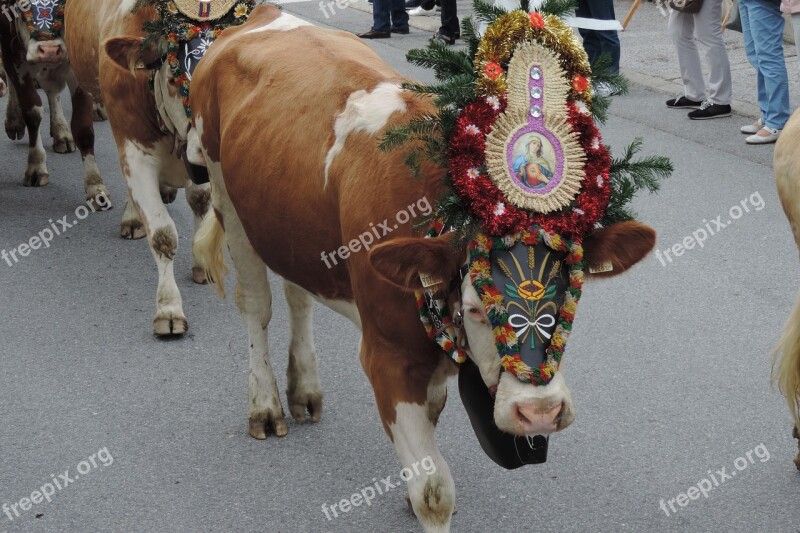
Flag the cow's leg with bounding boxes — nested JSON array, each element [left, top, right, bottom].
[[283, 280, 323, 423], [66, 74, 110, 205], [363, 345, 455, 532], [0, 61, 7, 98], [186, 181, 211, 284], [44, 86, 75, 154], [794, 424, 800, 470], [120, 189, 145, 239], [160, 184, 178, 204], [121, 141, 187, 335], [5, 82, 25, 140], [203, 157, 288, 438], [8, 73, 49, 186]]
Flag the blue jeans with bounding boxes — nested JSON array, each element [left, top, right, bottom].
[[372, 0, 409, 32], [740, 0, 790, 129], [576, 0, 621, 73]]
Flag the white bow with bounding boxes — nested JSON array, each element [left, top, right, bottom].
[[508, 313, 556, 340]]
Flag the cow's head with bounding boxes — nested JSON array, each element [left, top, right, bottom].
[[369, 221, 655, 439], [103, 36, 192, 141], [13, 0, 68, 63]]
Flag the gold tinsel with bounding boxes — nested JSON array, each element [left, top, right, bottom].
[[474, 11, 593, 106]]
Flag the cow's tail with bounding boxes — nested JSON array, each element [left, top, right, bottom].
[[774, 288, 800, 427], [194, 210, 228, 299]]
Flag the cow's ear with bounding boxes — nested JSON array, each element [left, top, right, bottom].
[[583, 221, 655, 278], [369, 234, 464, 292], [103, 37, 162, 76]]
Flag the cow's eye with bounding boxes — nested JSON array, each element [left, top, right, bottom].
[[466, 306, 483, 318]]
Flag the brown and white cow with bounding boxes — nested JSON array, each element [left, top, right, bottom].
[[0, 0, 108, 201], [772, 110, 800, 470], [64, 0, 212, 335], [108, 5, 654, 530]]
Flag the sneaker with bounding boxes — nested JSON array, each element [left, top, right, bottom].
[[740, 118, 764, 134], [408, 5, 439, 15], [687, 101, 731, 120], [745, 126, 781, 145], [665, 94, 702, 109]]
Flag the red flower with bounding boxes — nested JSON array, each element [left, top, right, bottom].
[[572, 75, 589, 92], [529, 12, 545, 28], [484, 62, 503, 80]]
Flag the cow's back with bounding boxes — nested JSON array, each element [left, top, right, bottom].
[[192, 6, 444, 298]]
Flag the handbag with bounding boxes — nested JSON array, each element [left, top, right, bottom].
[[724, 0, 742, 32], [669, 0, 704, 13]]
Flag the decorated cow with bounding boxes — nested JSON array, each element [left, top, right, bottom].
[[772, 112, 800, 470], [106, 1, 668, 531], [63, 0, 261, 335], [0, 0, 109, 201]]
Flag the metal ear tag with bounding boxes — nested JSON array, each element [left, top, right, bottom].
[[589, 261, 613, 274], [419, 273, 443, 288]]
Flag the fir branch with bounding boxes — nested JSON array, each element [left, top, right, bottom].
[[406, 43, 474, 81], [589, 54, 628, 124], [460, 17, 481, 59], [402, 74, 475, 108], [602, 138, 673, 226], [472, 0, 508, 23], [539, 0, 577, 18], [379, 114, 441, 152]]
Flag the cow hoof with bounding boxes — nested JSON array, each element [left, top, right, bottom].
[[153, 315, 188, 336], [86, 185, 112, 210], [192, 266, 208, 284], [23, 170, 49, 187], [53, 137, 76, 154], [93, 105, 108, 122], [160, 185, 178, 204], [5, 117, 24, 141], [404, 493, 457, 515], [120, 220, 146, 240], [249, 412, 289, 440], [287, 390, 323, 423]]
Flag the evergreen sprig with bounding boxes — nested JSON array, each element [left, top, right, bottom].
[[539, 0, 578, 19], [602, 138, 673, 226]]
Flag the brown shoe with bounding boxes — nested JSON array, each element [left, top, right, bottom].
[[357, 28, 391, 39]]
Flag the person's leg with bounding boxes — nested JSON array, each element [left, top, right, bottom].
[[577, 0, 620, 72], [739, 0, 768, 118], [576, 0, 600, 65], [747, 0, 790, 129], [391, 0, 410, 30], [692, 0, 732, 105], [794, 13, 800, 74], [668, 9, 705, 101], [438, 0, 458, 39], [372, 0, 391, 32]]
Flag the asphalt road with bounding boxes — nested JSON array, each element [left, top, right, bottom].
[[1, 4, 799, 533]]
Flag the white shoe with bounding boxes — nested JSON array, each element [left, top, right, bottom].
[[745, 126, 781, 144], [408, 5, 439, 15], [740, 118, 763, 134]]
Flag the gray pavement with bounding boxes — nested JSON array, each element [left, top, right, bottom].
[[1, 3, 800, 533]]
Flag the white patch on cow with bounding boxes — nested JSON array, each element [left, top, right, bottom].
[[118, 0, 138, 15], [312, 296, 362, 330], [186, 124, 206, 166], [460, 279, 502, 389], [323, 83, 407, 188], [243, 12, 312, 34], [493, 371, 574, 435], [389, 403, 454, 532]]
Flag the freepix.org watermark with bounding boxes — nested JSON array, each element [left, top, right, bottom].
[[317, 0, 369, 19], [1, 0, 35, 23], [321, 456, 437, 521], [320, 196, 433, 269], [2, 191, 111, 268], [2, 447, 114, 524], [654, 191, 765, 267], [658, 443, 769, 517]]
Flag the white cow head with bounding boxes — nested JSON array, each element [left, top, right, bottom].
[[370, 221, 655, 437], [13, 0, 68, 63]]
